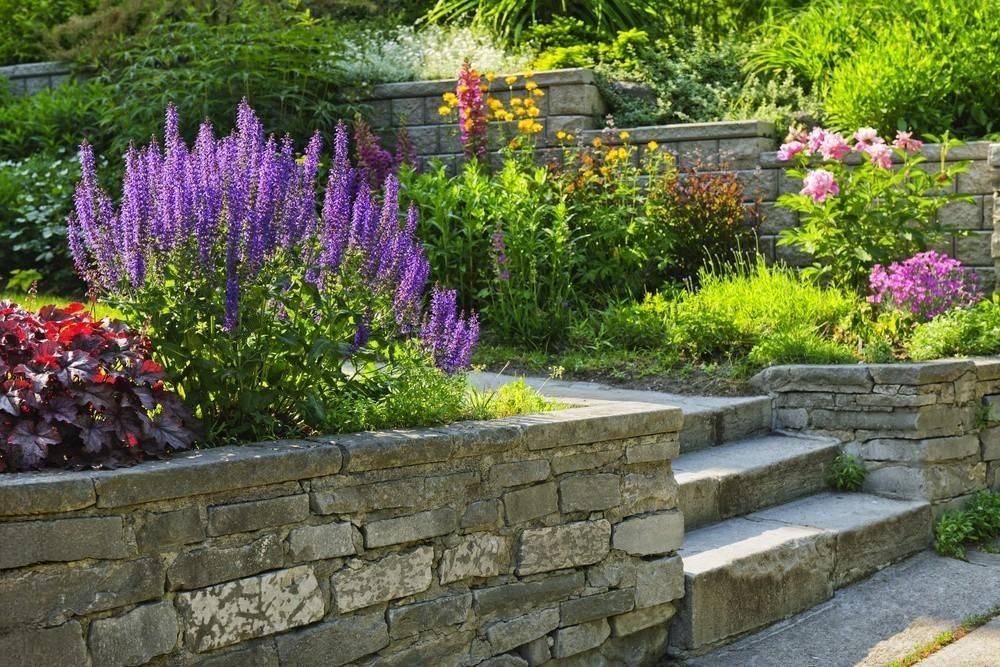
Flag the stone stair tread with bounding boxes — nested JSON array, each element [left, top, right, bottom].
[[746, 491, 929, 533], [679, 518, 826, 574], [674, 434, 840, 530]]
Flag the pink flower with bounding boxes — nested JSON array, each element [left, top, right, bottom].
[[777, 140, 805, 161], [853, 127, 881, 146], [801, 169, 839, 203], [819, 131, 851, 160], [893, 130, 923, 153], [862, 142, 893, 169], [806, 127, 827, 153]]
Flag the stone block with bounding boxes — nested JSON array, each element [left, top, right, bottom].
[[311, 477, 423, 514], [611, 602, 676, 637], [0, 515, 128, 569], [551, 449, 620, 474], [560, 474, 621, 513], [378, 630, 473, 667], [140, 506, 205, 551], [586, 555, 637, 589], [462, 499, 501, 529], [491, 459, 550, 487], [389, 592, 472, 638], [474, 571, 585, 619], [736, 168, 779, 201], [331, 546, 433, 613], [613, 512, 684, 556], [176, 565, 324, 653], [860, 435, 981, 464], [955, 231, 994, 266], [868, 360, 974, 385], [275, 610, 389, 666], [546, 115, 594, 140], [957, 162, 992, 194], [391, 96, 426, 124], [364, 507, 458, 548], [757, 201, 799, 234], [635, 556, 685, 609], [938, 197, 985, 230], [407, 125, 440, 154], [0, 557, 164, 628], [329, 428, 452, 473], [518, 519, 612, 575], [560, 589, 635, 625], [985, 395, 1000, 422], [626, 437, 679, 464], [754, 365, 873, 393], [0, 621, 87, 667], [440, 532, 511, 583], [982, 426, 1000, 460], [553, 619, 611, 659], [207, 494, 309, 536], [486, 607, 560, 655], [718, 136, 774, 168], [0, 471, 95, 517], [864, 463, 987, 501], [367, 99, 392, 128], [518, 636, 551, 666], [504, 482, 558, 524], [481, 655, 529, 667], [621, 472, 678, 517], [197, 641, 279, 667], [168, 533, 283, 590], [287, 522, 356, 561], [547, 84, 605, 115], [88, 602, 178, 667]]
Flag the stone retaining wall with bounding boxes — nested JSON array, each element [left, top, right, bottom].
[[0, 400, 684, 667], [0, 61, 71, 96], [753, 359, 1000, 513]]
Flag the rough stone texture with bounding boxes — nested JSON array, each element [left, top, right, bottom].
[[208, 494, 310, 536], [388, 592, 472, 638], [462, 498, 501, 529], [635, 556, 685, 609], [561, 589, 635, 625], [0, 515, 128, 569], [553, 619, 612, 658], [491, 459, 551, 487], [518, 520, 612, 575], [474, 571, 585, 619], [559, 473, 621, 512], [0, 471, 95, 517], [274, 611, 389, 666], [169, 534, 283, 590], [88, 602, 178, 667], [611, 602, 677, 637], [287, 522, 356, 562], [519, 636, 552, 665], [613, 512, 684, 556], [364, 507, 457, 547], [503, 482, 558, 524], [487, 607, 561, 655], [140, 506, 205, 551], [440, 532, 511, 583], [0, 621, 87, 667], [176, 565, 324, 652], [331, 547, 434, 613]]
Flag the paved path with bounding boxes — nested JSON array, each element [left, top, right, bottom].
[[671, 549, 1000, 667], [918, 615, 1000, 666]]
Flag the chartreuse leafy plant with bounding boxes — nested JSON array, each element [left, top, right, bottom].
[[0, 301, 194, 472], [907, 296, 1000, 361], [935, 490, 1000, 560], [68, 102, 479, 445], [828, 450, 866, 491], [776, 126, 971, 291]]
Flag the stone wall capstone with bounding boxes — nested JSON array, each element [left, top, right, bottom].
[[0, 61, 71, 96], [0, 399, 685, 666]]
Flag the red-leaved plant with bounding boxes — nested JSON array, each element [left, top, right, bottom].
[[0, 301, 195, 472]]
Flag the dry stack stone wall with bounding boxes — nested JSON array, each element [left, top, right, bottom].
[[0, 61, 71, 96], [0, 400, 685, 667], [754, 359, 1000, 514]]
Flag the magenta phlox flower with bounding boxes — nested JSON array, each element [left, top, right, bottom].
[[801, 169, 839, 203], [868, 251, 983, 321]]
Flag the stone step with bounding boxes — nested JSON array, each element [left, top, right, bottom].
[[669, 492, 932, 656], [466, 373, 772, 452], [674, 434, 840, 531]]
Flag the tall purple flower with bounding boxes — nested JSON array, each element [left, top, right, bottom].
[[868, 251, 982, 321], [420, 287, 480, 374]]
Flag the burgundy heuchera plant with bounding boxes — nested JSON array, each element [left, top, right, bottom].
[[0, 301, 194, 472]]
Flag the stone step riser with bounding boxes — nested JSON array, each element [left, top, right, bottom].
[[677, 446, 838, 531], [679, 399, 772, 454], [669, 495, 932, 656]]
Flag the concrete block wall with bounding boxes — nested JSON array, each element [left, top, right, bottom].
[[0, 400, 685, 667], [753, 359, 1000, 514], [0, 61, 71, 96]]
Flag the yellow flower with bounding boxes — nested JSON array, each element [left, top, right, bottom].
[[442, 92, 457, 104], [464, 118, 474, 131], [517, 119, 534, 133], [647, 140, 659, 151], [457, 84, 469, 94], [531, 122, 543, 133], [564, 133, 574, 141], [592, 137, 602, 148], [486, 71, 496, 82], [487, 98, 504, 110], [556, 130, 567, 140], [525, 81, 539, 91], [523, 97, 535, 108], [524, 103, 538, 118], [600, 166, 611, 176], [617, 147, 628, 161], [437, 105, 451, 116], [618, 131, 630, 141], [532, 88, 545, 97], [565, 182, 576, 193], [505, 75, 518, 85], [524, 70, 535, 78], [582, 169, 594, 179], [510, 97, 523, 106]]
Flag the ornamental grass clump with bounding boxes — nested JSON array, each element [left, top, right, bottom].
[[68, 101, 478, 444], [0, 301, 194, 472], [869, 251, 982, 322]]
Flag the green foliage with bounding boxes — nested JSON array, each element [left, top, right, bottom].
[[0, 83, 111, 161], [747, 326, 856, 368], [827, 450, 866, 491], [0, 152, 89, 293], [907, 296, 1000, 361], [776, 135, 971, 291], [935, 490, 1000, 560], [465, 377, 559, 420], [0, 0, 98, 65], [749, 0, 1000, 137]]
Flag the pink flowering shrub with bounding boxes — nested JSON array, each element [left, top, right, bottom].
[[775, 126, 971, 290], [869, 251, 982, 322]]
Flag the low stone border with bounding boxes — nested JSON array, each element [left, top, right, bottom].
[[753, 359, 1000, 513], [0, 400, 685, 666]]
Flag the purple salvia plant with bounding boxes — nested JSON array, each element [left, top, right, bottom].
[[69, 101, 478, 374]]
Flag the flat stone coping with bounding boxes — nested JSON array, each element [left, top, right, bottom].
[[752, 357, 1000, 392], [0, 61, 70, 78], [367, 68, 596, 99], [0, 400, 681, 515]]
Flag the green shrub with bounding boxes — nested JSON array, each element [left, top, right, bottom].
[[0, 82, 112, 161], [907, 296, 1000, 360], [0, 0, 98, 65], [827, 450, 867, 491], [935, 490, 1000, 560], [746, 326, 856, 368]]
